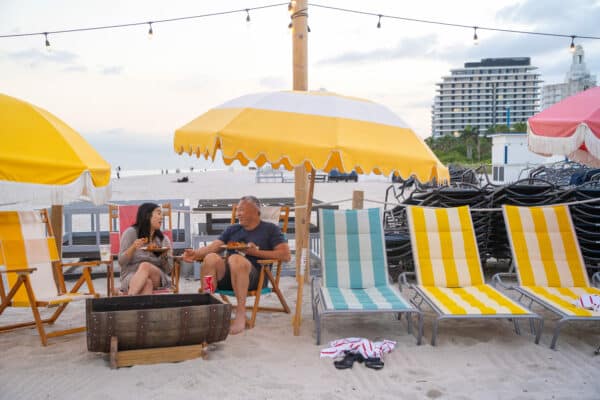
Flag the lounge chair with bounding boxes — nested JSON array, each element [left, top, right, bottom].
[[403, 205, 541, 346], [312, 208, 422, 345], [108, 203, 180, 294], [0, 210, 99, 345], [216, 205, 291, 329], [495, 204, 600, 349]]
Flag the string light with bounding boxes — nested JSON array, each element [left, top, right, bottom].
[[148, 22, 153, 38], [1, 2, 598, 52], [473, 26, 478, 45]]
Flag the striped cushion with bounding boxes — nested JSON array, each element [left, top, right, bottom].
[[320, 208, 388, 289], [520, 286, 600, 317], [417, 284, 532, 315], [320, 284, 411, 311], [0, 211, 60, 307], [503, 205, 589, 287], [407, 206, 484, 287]]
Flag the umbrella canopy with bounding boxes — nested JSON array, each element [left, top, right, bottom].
[[174, 91, 448, 182], [528, 87, 600, 167], [0, 93, 111, 206]]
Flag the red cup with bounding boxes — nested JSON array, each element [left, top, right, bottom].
[[203, 275, 215, 294]]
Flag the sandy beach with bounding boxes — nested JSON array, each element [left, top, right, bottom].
[[1, 171, 599, 400]]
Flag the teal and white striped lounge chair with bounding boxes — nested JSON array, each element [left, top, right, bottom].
[[311, 208, 422, 345]]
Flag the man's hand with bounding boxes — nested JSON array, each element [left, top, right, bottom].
[[182, 248, 196, 263], [244, 242, 260, 256]]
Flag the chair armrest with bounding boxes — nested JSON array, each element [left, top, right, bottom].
[[58, 260, 103, 268], [398, 271, 416, 290], [257, 259, 277, 266], [0, 267, 37, 274], [491, 272, 517, 290]]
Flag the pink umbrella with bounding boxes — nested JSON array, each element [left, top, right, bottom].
[[528, 87, 600, 167]]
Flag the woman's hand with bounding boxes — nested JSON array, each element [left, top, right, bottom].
[[131, 238, 146, 251]]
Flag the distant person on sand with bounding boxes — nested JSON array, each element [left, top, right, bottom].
[[116, 165, 121, 179], [118, 203, 173, 295], [183, 196, 290, 335]]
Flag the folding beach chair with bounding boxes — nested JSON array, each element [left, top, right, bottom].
[[108, 203, 180, 294], [404, 205, 541, 346], [497, 204, 600, 349], [312, 208, 422, 345], [216, 205, 291, 329], [0, 210, 99, 346]]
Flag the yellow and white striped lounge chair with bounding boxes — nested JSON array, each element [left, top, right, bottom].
[[501, 204, 600, 349], [0, 210, 98, 346], [312, 208, 422, 345], [405, 205, 541, 346]]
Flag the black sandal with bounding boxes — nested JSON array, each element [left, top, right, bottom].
[[334, 352, 361, 369], [364, 357, 384, 370]]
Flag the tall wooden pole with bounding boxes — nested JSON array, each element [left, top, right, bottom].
[[291, 0, 309, 336]]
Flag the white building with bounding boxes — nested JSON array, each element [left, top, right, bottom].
[[490, 132, 563, 184], [432, 57, 542, 138], [541, 45, 597, 110]]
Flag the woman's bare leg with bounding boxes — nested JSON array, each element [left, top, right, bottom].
[[128, 262, 163, 295]]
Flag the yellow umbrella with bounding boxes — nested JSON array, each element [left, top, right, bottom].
[[174, 90, 448, 182], [174, 90, 448, 334], [0, 93, 111, 206]]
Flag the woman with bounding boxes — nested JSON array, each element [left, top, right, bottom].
[[118, 202, 173, 295]]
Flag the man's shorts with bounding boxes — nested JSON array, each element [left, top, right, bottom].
[[217, 258, 262, 291]]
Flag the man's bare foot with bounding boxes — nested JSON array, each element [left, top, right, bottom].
[[229, 314, 246, 335]]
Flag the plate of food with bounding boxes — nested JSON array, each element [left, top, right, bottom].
[[141, 244, 169, 253], [221, 241, 249, 250]]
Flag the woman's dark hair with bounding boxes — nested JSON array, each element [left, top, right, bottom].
[[133, 202, 164, 241]]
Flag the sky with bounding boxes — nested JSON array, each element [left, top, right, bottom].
[[1, 0, 599, 170]]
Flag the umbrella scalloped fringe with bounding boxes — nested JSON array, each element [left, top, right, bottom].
[[0, 171, 111, 207], [528, 121, 600, 167], [177, 146, 448, 183]]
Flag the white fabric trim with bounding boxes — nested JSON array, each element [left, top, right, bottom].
[[0, 171, 111, 209], [528, 121, 600, 167], [216, 91, 410, 129]]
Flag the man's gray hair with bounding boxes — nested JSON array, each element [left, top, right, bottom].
[[239, 195, 261, 210]]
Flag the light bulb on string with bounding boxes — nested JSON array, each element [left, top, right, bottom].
[[148, 22, 153, 39], [473, 27, 479, 45], [377, 15, 382, 29], [569, 36, 576, 53], [44, 32, 51, 52], [245, 9, 250, 23]]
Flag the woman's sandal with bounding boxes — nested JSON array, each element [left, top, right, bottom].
[[364, 357, 384, 370]]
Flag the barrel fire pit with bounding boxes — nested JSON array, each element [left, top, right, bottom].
[[86, 294, 231, 356]]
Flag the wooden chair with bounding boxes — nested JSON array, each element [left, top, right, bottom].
[[216, 205, 291, 328], [108, 203, 180, 295], [0, 210, 99, 346]]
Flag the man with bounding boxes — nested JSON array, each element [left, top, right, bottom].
[[183, 196, 291, 335]]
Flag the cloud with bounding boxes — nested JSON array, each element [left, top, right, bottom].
[[62, 65, 88, 73], [3, 48, 79, 67], [258, 75, 287, 89], [100, 65, 124, 75], [317, 34, 438, 65]]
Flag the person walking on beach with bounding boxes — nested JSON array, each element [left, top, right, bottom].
[[183, 195, 290, 335], [119, 203, 173, 295]]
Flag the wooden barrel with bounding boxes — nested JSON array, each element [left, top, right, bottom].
[[86, 294, 231, 352]]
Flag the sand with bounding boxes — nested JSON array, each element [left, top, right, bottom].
[[1, 171, 599, 400]]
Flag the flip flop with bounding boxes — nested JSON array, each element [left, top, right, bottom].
[[333, 352, 356, 370], [364, 357, 384, 370]]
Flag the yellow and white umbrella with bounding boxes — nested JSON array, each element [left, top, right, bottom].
[[174, 90, 448, 182], [0, 93, 111, 207]]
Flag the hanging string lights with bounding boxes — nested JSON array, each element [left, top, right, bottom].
[[1, 2, 597, 53]]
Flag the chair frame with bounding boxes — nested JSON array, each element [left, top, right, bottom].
[[311, 208, 423, 346], [108, 203, 180, 295], [0, 209, 100, 346], [217, 205, 291, 329], [493, 204, 600, 349], [403, 205, 542, 346]]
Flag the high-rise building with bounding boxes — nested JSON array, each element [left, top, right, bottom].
[[431, 57, 542, 138], [541, 45, 596, 110]]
